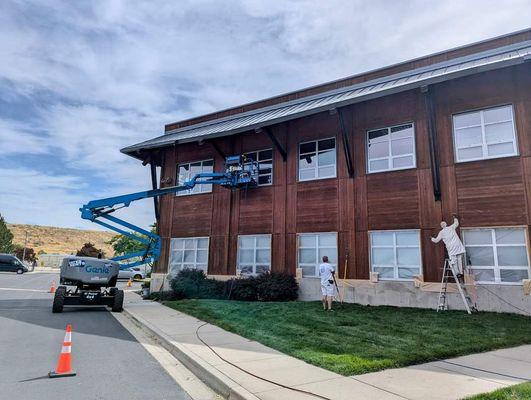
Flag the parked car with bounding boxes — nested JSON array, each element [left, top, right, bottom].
[[117, 266, 149, 280], [0, 254, 29, 274]]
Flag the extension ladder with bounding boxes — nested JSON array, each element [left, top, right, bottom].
[[437, 258, 476, 314]]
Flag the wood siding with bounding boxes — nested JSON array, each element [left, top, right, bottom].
[[156, 63, 531, 282]]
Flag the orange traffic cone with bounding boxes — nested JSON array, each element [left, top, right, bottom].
[[127, 278, 132, 287], [49, 324, 76, 378], [49, 281, 56, 293]]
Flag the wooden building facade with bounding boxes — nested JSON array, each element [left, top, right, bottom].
[[123, 30, 531, 292]]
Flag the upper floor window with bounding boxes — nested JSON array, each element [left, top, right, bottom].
[[367, 123, 416, 173], [177, 159, 214, 196], [237, 234, 271, 275], [370, 230, 421, 280], [298, 232, 337, 277], [169, 237, 209, 275], [463, 227, 529, 284], [299, 138, 336, 181], [452, 105, 518, 163], [244, 149, 273, 186]]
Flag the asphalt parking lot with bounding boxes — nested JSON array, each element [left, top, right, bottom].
[[0, 272, 191, 400]]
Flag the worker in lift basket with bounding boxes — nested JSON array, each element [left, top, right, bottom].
[[319, 256, 336, 311], [431, 214, 466, 275]]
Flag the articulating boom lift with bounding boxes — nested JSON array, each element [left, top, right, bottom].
[[79, 155, 259, 270]]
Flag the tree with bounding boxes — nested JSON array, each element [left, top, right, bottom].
[[76, 242, 104, 258], [14, 246, 37, 263], [0, 214, 15, 253], [108, 224, 157, 256]]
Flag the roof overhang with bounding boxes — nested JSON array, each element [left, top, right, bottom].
[[122, 41, 531, 160]]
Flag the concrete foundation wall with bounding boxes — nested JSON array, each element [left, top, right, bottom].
[[299, 278, 531, 315]]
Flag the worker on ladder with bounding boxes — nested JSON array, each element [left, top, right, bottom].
[[431, 214, 465, 276]]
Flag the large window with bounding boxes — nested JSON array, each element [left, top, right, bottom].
[[177, 159, 214, 196], [299, 138, 336, 181], [298, 233, 337, 277], [370, 230, 421, 280], [237, 235, 271, 275], [169, 237, 209, 274], [367, 123, 416, 173], [244, 149, 273, 186], [452, 105, 518, 162], [463, 228, 530, 284]]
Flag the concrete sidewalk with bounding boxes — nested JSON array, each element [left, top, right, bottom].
[[123, 293, 530, 400]]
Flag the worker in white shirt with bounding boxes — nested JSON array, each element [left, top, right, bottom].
[[319, 256, 336, 311], [431, 215, 466, 275]]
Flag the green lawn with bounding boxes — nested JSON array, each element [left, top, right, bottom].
[[165, 300, 531, 376], [464, 382, 531, 399]]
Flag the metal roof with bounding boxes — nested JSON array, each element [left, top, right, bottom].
[[122, 40, 531, 157]]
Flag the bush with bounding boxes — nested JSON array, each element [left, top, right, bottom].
[[256, 272, 298, 301], [225, 276, 258, 301], [170, 269, 224, 300]]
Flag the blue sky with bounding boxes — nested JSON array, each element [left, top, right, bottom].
[[0, 0, 530, 230]]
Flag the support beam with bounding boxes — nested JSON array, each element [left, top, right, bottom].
[[150, 161, 160, 225], [208, 139, 226, 159], [422, 85, 441, 201], [333, 108, 354, 178], [259, 127, 287, 161]]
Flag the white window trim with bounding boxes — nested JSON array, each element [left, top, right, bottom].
[[237, 234, 272, 275], [169, 236, 210, 274], [297, 232, 338, 278], [369, 229, 422, 281], [176, 159, 214, 196], [244, 149, 273, 186], [298, 137, 337, 182], [462, 226, 530, 285], [366, 122, 417, 174], [452, 104, 519, 163]]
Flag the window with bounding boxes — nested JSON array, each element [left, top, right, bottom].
[[370, 230, 421, 280], [453, 105, 518, 162], [176, 159, 214, 195], [169, 237, 209, 274], [237, 235, 271, 275], [463, 228, 529, 284], [367, 123, 416, 173], [299, 138, 336, 181], [298, 233, 337, 277], [244, 149, 273, 186]]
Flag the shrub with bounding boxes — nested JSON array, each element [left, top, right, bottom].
[[256, 272, 298, 301], [225, 276, 258, 301], [170, 268, 224, 300]]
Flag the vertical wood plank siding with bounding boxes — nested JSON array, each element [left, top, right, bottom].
[[155, 63, 531, 282]]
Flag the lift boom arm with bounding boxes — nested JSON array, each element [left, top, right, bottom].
[[79, 155, 258, 269]]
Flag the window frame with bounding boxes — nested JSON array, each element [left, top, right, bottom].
[[369, 229, 422, 281], [168, 236, 210, 275], [297, 232, 338, 278], [298, 137, 337, 182], [462, 226, 530, 285], [366, 122, 417, 174], [452, 104, 519, 163], [237, 234, 272, 275], [244, 149, 273, 186], [176, 159, 214, 196]]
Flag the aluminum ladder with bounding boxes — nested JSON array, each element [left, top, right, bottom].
[[437, 258, 476, 314]]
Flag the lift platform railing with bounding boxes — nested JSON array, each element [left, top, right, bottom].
[[80, 155, 259, 269]]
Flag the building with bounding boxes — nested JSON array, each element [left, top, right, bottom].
[[122, 29, 531, 314]]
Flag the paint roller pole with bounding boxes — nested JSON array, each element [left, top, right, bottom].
[[341, 251, 348, 304]]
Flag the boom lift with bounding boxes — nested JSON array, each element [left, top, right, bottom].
[[51, 155, 259, 313]]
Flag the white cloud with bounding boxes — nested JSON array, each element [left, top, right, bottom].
[[0, 0, 530, 229]]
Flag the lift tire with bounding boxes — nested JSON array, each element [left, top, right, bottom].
[[111, 289, 124, 312], [109, 287, 118, 296], [52, 287, 65, 313]]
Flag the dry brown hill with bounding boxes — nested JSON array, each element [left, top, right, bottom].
[[8, 224, 115, 257]]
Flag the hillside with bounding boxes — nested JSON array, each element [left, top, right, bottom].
[[7, 224, 115, 257]]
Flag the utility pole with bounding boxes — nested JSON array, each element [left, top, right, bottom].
[[22, 231, 28, 263]]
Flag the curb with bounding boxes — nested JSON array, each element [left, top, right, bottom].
[[123, 307, 260, 400]]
